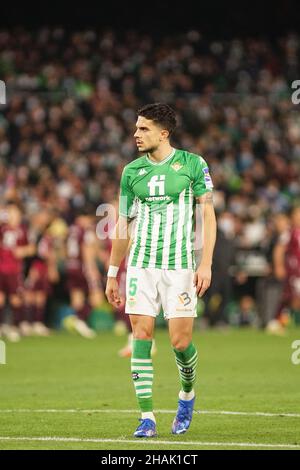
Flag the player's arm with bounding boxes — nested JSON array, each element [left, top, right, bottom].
[[15, 245, 35, 258], [194, 191, 217, 297], [191, 156, 216, 297], [109, 215, 132, 265], [106, 165, 135, 308], [105, 215, 131, 308], [14, 231, 36, 259], [273, 234, 288, 280], [82, 233, 101, 283], [47, 251, 59, 283]]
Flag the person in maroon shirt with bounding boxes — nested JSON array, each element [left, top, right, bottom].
[[0, 202, 35, 341], [65, 213, 104, 338], [273, 207, 300, 329], [24, 210, 58, 336]]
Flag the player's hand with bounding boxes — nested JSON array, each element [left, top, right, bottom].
[[194, 263, 212, 297], [14, 246, 25, 259], [105, 277, 122, 308]]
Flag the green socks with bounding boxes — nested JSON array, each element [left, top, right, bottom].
[[131, 340, 197, 413], [174, 342, 198, 393], [131, 339, 154, 412]]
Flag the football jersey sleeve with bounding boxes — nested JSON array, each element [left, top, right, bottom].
[[119, 166, 137, 218], [191, 155, 213, 197]]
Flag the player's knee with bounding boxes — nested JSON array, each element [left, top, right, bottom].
[[133, 330, 153, 341], [72, 301, 84, 311], [35, 292, 46, 307], [10, 295, 22, 308], [0, 292, 5, 307], [171, 336, 191, 351]]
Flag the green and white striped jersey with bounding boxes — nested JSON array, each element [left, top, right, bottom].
[[119, 148, 213, 270]]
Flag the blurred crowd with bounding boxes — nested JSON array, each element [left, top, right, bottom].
[[0, 28, 300, 339]]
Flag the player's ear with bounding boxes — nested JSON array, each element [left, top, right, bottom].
[[161, 129, 169, 141]]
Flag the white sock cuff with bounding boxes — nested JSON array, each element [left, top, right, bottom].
[[141, 412, 156, 423], [179, 390, 195, 401]]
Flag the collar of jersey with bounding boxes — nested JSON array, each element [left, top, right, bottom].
[[146, 148, 176, 166]]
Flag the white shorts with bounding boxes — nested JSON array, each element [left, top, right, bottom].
[[125, 266, 197, 319]]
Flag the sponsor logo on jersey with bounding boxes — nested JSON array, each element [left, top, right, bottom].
[[138, 169, 147, 176], [147, 175, 165, 196], [171, 162, 183, 172], [202, 167, 213, 188], [145, 195, 171, 202]]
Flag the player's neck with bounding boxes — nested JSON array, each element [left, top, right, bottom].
[[147, 144, 174, 163]]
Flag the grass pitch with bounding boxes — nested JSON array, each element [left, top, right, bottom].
[[0, 326, 300, 450]]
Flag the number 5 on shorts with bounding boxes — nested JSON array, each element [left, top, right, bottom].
[[129, 277, 138, 296]]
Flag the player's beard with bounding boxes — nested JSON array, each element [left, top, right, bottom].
[[141, 144, 159, 155]]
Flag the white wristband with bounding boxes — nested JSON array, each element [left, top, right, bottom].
[[107, 265, 119, 278]]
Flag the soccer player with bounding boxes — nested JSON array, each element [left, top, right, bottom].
[[65, 212, 104, 338], [24, 210, 57, 336], [105, 103, 216, 437], [0, 202, 35, 342], [273, 207, 300, 328]]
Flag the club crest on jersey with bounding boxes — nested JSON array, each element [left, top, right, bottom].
[[171, 162, 183, 172]]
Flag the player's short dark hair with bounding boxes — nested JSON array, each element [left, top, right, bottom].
[[137, 103, 177, 135]]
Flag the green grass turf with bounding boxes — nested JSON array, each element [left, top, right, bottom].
[[0, 326, 300, 450]]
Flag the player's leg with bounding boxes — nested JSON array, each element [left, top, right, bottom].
[[22, 267, 39, 334], [125, 267, 160, 437], [0, 290, 6, 337], [0, 273, 23, 341], [32, 291, 50, 336], [7, 293, 22, 342], [169, 317, 197, 397], [71, 288, 90, 321], [34, 290, 47, 323], [19, 288, 34, 337], [130, 314, 156, 437], [88, 286, 105, 309], [67, 289, 95, 338], [161, 269, 198, 434], [10, 293, 23, 326], [168, 317, 198, 434]]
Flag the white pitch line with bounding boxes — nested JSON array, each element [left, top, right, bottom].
[[0, 436, 299, 449], [0, 409, 300, 418]]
